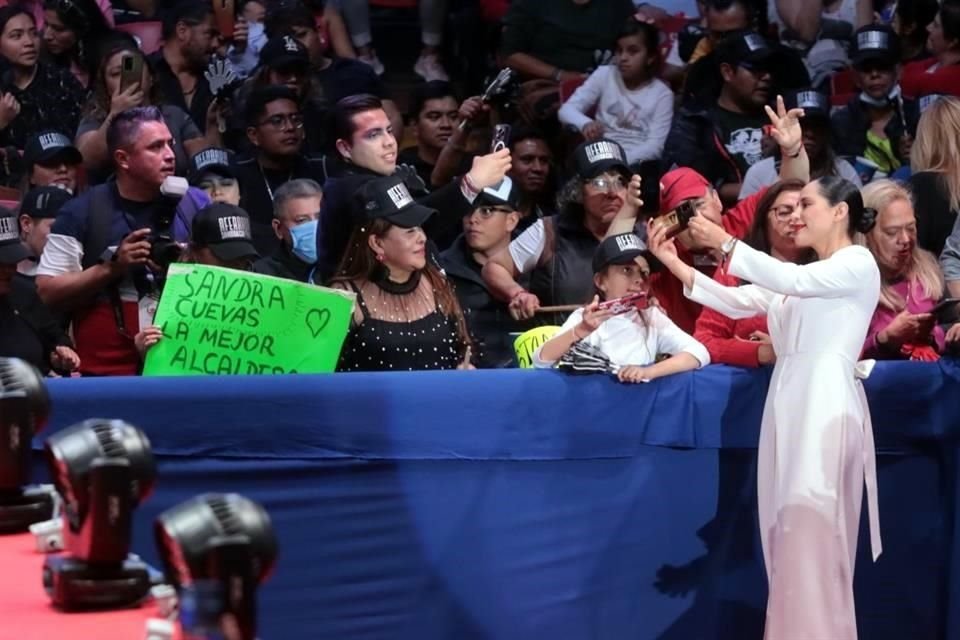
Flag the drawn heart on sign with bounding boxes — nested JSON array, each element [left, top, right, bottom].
[[306, 308, 331, 338]]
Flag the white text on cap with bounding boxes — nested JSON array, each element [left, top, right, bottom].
[[387, 183, 414, 209], [38, 133, 70, 151], [218, 215, 251, 240], [614, 234, 643, 252], [0, 216, 18, 241], [585, 141, 623, 164], [195, 149, 229, 170], [858, 30, 888, 50]]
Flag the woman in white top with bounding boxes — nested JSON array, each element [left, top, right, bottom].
[[647, 175, 882, 640], [534, 232, 709, 383], [558, 19, 674, 166]]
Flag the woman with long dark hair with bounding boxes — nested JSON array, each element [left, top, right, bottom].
[[695, 179, 814, 367], [330, 174, 473, 372], [41, 0, 112, 87], [648, 175, 882, 639], [0, 5, 85, 149]]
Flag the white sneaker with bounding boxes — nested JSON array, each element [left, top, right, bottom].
[[414, 53, 449, 82], [358, 52, 385, 76]]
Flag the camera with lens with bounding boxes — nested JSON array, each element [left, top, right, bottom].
[[149, 177, 189, 269]]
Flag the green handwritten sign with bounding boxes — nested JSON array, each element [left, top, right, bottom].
[[143, 264, 355, 376]]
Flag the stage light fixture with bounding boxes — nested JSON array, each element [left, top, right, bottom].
[[155, 494, 277, 640], [0, 357, 53, 532], [42, 418, 157, 609]]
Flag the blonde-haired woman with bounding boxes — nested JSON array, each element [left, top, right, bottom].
[[861, 180, 946, 359], [909, 96, 960, 255]]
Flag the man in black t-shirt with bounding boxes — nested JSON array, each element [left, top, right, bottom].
[[665, 30, 782, 205], [398, 81, 463, 187]]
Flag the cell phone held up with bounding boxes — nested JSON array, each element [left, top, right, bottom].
[[491, 124, 511, 153], [597, 292, 649, 315], [933, 297, 960, 324], [651, 200, 697, 239], [119, 53, 143, 93]]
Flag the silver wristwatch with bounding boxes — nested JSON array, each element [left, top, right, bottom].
[[720, 236, 738, 256]]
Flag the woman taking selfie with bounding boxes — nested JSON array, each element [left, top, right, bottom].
[[331, 174, 473, 372], [647, 175, 882, 639]]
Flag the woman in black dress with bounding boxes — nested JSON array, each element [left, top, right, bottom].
[[330, 173, 473, 372]]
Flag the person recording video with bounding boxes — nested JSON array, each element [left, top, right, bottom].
[[35, 107, 210, 376], [533, 233, 709, 384]]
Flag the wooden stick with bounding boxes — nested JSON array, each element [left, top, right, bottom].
[[535, 305, 581, 314]]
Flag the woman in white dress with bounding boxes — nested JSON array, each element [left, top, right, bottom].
[[647, 175, 883, 640]]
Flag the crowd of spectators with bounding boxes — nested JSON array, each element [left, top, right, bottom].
[[2, 0, 960, 378]]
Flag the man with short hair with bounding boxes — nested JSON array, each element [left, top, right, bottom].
[[35, 107, 210, 376], [232, 85, 328, 256], [252, 178, 322, 282], [17, 185, 73, 278], [318, 93, 510, 281], [150, 1, 221, 134], [264, 3, 402, 139], [666, 30, 779, 205], [398, 81, 462, 186], [441, 177, 523, 368]]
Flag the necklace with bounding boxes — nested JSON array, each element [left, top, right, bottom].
[[258, 161, 293, 201], [373, 269, 421, 295]]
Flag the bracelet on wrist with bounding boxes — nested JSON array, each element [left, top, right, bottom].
[[551, 68, 562, 82], [572, 325, 585, 341], [783, 144, 804, 158]]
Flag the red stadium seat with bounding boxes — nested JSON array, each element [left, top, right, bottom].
[[559, 76, 586, 104], [0, 199, 20, 210], [116, 21, 163, 55]]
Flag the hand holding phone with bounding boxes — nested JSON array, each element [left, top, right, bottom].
[[933, 298, 960, 324], [597, 292, 649, 315]]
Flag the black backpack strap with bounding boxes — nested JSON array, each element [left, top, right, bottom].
[[80, 185, 120, 271]]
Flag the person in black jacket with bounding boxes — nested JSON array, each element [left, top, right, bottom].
[[665, 31, 781, 206], [441, 177, 525, 368], [0, 208, 78, 374], [317, 93, 511, 282], [232, 85, 328, 256], [252, 178, 322, 282], [830, 26, 917, 181]]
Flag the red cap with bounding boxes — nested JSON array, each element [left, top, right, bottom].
[[659, 168, 711, 214]]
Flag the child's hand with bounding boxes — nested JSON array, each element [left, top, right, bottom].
[[617, 365, 651, 384], [135, 325, 164, 358], [582, 121, 605, 141]]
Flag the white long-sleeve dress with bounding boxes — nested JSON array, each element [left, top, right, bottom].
[[684, 242, 882, 640]]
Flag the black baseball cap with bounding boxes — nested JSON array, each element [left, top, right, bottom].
[[191, 203, 259, 262], [0, 207, 29, 264], [474, 176, 520, 210], [715, 30, 776, 70], [356, 174, 436, 228], [189, 147, 234, 185], [851, 25, 899, 69], [574, 139, 630, 180], [784, 89, 830, 121], [23, 131, 82, 168], [20, 186, 73, 220], [592, 233, 646, 273], [259, 34, 310, 71]]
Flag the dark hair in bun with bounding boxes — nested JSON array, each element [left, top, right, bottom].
[[814, 176, 875, 236]]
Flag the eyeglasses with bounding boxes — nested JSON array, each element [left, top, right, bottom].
[[770, 204, 796, 220], [258, 113, 305, 129], [585, 175, 626, 193], [471, 205, 513, 219]]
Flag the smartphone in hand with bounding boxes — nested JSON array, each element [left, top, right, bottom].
[[119, 53, 144, 93], [933, 297, 960, 324], [597, 292, 649, 315]]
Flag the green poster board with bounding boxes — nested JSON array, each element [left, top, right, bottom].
[[143, 264, 355, 376]]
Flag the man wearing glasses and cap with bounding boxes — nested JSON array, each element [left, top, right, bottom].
[[441, 176, 523, 368], [667, 30, 793, 206]]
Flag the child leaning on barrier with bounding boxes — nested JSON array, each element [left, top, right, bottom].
[[532, 232, 709, 384]]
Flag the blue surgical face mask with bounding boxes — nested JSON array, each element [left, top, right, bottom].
[[290, 219, 318, 264]]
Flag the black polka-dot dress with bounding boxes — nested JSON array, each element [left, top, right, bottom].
[[337, 277, 463, 372]]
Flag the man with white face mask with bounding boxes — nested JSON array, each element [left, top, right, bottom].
[[252, 178, 321, 283], [831, 25, 918, 180]]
